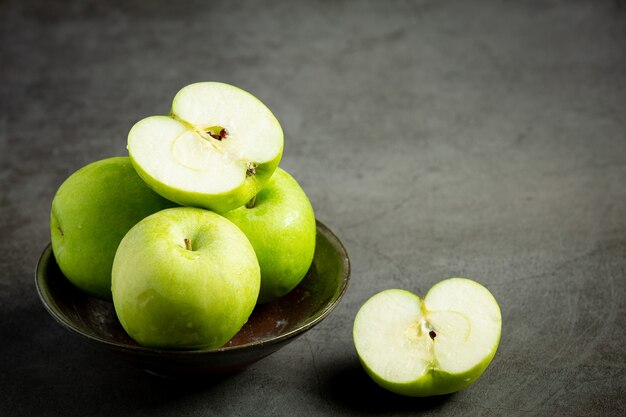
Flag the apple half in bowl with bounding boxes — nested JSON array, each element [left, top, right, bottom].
[[35, 221, 349, 377], [128, 82, 284, 214]]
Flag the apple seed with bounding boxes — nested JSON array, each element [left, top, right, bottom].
[[208, 128, 228, 141], [429, 330, 437, 340], [202, 126, 228, 141]]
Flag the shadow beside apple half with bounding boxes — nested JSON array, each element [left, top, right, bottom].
[[36, 220, 350, 378]]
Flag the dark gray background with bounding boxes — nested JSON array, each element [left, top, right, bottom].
[[1, 0, 625, 415]]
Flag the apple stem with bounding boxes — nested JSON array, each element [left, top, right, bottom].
[[246, 162, 257, 177], [184, 238, 193, 251], [246, 195, 257, 209]]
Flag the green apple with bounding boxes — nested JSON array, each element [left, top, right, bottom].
[[50, 157, 177, 300], [353, 278, 501, 397], [127, 82, 284, 213], [111, 207, 261, 349], [223, 168, 316, 303]]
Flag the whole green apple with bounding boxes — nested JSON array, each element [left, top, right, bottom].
[[111, 207, 261, 349], [127, 82, 284, 213], [353, 278, 502, 397], [223, 168, 316, 303], [50, 157, 177, 300]]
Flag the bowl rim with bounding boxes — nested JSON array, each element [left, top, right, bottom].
[[35, 219, 350, 357]]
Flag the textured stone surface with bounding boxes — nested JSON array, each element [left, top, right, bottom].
[[1, 0, 625, 415]]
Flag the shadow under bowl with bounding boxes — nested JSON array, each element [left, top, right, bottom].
[[35, 220, 350, 378]]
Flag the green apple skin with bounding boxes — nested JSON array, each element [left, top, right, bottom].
[[111, 207, 261, 349], [362, 358, 498, 398], [50, 157, 178, 300], [223, 168, 316, 303], [353, 279, 502, 397], [128, 118, 282, 214]]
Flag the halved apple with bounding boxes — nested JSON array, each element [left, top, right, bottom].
[[353, 278, 502, 397], [128, 82, 284, 213]]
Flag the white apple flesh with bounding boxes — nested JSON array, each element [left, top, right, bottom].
[[128, 82, 284, 213], [353, 278, 501, 397]]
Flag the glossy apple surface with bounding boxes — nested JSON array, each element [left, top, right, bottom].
[[353, 278, 502, 397], [111, 207, 261, 349], [223, 168, 316, 303], [127, 82, 284, 213], [50, 157, 177, 300]]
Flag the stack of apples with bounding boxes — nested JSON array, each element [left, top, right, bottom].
[[50, 81, 502, 398], [50, 82, 317, 350]]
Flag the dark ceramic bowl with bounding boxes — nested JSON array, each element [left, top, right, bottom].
[[36, 220, 349, 377]]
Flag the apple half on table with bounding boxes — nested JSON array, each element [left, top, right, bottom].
[[128, 82, 284, 213], [353, 278, 502, 397]]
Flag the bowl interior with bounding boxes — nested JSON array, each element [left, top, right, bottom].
[[36, 220, 350, 374]]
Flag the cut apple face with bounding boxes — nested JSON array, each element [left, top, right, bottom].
[[128, 82, 284, 213], [353, 278, 502, 397]]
